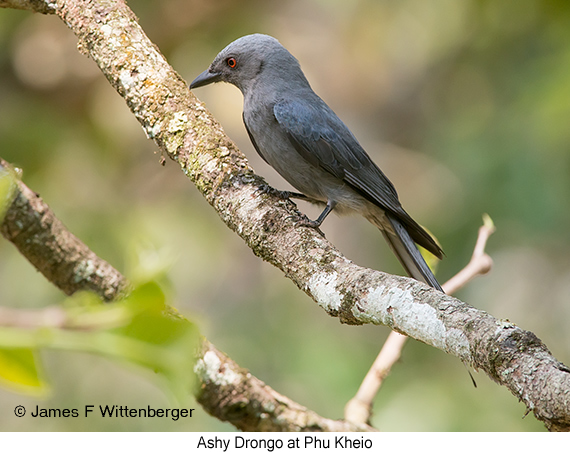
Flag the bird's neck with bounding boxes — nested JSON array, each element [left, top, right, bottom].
[[243, 73, 314, 108]]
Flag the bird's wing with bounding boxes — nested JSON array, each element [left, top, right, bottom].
[[273, 98, 443, 259], [273, 99, 402, 215]]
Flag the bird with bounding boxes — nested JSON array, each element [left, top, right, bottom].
[[190, 34, 444, 291]]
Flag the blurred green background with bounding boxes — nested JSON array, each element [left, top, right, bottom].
[[1, 0, 570, 431]]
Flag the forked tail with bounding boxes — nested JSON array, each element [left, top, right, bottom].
[[381, 215, 443, 292]]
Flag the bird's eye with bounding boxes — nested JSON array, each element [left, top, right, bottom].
[[226, 57, 237, 68]]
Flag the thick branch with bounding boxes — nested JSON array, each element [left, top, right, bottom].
[[2, 0, 570, 431], [0, 159, 129, 301], [196, 342, 374, 432], [0, 161, 372, 432]]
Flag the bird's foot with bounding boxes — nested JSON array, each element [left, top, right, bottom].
[[288, 214, 326, 237], [255, 183, 292, 200], [256, 184, 310, 201], [256, 184, 325, 236]]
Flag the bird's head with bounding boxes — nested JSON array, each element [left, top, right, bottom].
[[190, 34, 306, 95]]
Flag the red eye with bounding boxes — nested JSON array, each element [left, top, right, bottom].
[[226, 57, 237, 68]]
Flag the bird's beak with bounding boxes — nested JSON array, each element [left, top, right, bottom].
[[190, 69, 222, 89]]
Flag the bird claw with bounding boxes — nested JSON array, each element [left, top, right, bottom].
[[255, 184, 292, 200], [257, 184, 325, 237], [287, 214, 326, 237]]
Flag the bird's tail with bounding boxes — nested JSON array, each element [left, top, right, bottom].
[[375, 214, 443, 292]]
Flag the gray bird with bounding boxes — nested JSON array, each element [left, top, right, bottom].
[[190, 34, 444, 291]]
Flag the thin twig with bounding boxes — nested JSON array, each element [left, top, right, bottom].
[[0, 306, 68, 329], [443, 214, 495, 294]]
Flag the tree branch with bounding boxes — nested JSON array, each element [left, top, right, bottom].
[[196, 341, 374, 432], [0, 0, 54, 14], [2, 0, 569, 431], [0, 159, 130, 301]]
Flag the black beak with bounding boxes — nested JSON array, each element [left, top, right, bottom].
[[190, 69, 222, 89]]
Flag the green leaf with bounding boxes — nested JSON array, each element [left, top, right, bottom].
[[0, 163, 19, 222], [110, 282, 201, 402], [419, 228, 441, 274], [59, 282, 201, 403], [0, 348, 50, 397]]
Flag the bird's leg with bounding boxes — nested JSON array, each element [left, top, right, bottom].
[[257, 183, 334, 234], [294, 199, 337, 229], [255, 183, 309, 201]]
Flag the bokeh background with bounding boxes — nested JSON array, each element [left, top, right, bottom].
[[1, 0, 570, 431]]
